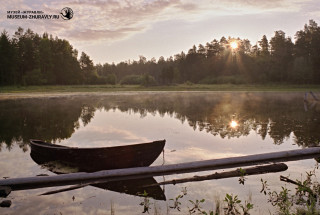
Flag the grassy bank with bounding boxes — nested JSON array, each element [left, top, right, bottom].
[[1, 84, 320, 93]]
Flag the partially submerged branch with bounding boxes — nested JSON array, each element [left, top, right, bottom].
[[145, 163, 288, 187]]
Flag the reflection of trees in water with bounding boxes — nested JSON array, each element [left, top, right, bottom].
[[0, 93, 319, 151], [0, 98, 93, 151], [114, 93, 320, 147]]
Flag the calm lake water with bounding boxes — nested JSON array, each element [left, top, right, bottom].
[[0, 92, 320, 215]]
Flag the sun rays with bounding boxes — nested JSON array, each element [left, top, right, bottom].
[[230, 41, 238, 49]]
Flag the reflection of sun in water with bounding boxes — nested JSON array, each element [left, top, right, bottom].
[[230, 120, 238, 128], [230, 41, 238, 49]]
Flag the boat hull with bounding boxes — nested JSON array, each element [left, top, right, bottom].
[[30, 139, 165, 172]]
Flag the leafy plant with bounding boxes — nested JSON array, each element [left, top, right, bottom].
[[169, 194, 184, 211], [238, 168, 247, 185], [223, 193, 253, 215], [261, 170, 320, 215], [139, 190, 151, 213], [169, 187, 188, 211], [224, 194, 241, 215], [188, 199, 206, 214], [269, 187, 293, 215], [240, 201, 254, 215], [260, 178, 270, 195]]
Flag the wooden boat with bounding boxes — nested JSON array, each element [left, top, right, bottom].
[[30, 139, 165, 172]]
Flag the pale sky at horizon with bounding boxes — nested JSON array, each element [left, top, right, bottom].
[[1, 0, 320, 64]]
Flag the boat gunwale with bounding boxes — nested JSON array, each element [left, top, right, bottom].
[[29, 139, 166, 150]]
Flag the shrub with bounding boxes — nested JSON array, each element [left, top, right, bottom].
[[216, 75, 247, 84], [198, 77, 217, 84], [184, 81, 193, 86], [199, 76, 248, 84], [120, 75, 143, 85], [141, 74, 156, 87], [105, 74, 117, 85]]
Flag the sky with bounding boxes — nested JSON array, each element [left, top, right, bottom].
[[1, 0, 320, 64]]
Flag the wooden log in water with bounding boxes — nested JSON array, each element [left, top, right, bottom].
[[280, 175, 316, 198], [1, 147, 320, 191], [41, 163, 288, 196], [145, 163, 288, 187]]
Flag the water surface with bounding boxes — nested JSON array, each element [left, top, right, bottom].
[[0, 92, 320, 214]]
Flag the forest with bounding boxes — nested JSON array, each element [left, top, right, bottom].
[[0, 20, 319, 86]]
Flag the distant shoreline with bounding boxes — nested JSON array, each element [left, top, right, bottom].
[[0, 84, 319, 99]]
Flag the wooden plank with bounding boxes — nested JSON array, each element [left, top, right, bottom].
[[1, 147, 320, 191]]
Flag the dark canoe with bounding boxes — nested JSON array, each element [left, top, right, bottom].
[[30, 139, 165, 172]]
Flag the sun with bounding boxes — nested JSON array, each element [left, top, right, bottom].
[[230, 41, 238, 49], [230, 120, 238, 128]]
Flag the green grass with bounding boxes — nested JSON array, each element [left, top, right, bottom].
[[0, 84, 320, 94]]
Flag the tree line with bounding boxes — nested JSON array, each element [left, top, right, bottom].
[[0, 27, 99, 85], [0, 20, 320, 86]]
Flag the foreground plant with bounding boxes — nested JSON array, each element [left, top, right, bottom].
[[169, 187, 188, 211], [261, 169, 320, 215], [223, 194, 253, 215], [139, 190, 151, 213], [188, 199, 206, 214], [238, 168, 247, 185]]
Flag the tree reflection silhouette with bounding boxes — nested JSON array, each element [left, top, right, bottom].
[[0, 93, 319, 151]]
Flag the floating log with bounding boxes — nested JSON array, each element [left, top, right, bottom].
[[280, 175, 301, 186], [40, 163, 288, 196], [280, 175, 316, 198], [1, 147, 320, 191], [145, 163, 288, 187]]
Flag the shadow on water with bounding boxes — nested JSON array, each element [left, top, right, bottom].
[[0, 92, 320, 152]]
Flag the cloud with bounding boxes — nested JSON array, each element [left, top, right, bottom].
[[66, 27, 143, 41], [299, 0, 320, 18], [60, 0, 198, 41], [63, 124, 149, 147], [0, 0, 313, 43], [14, 0, 206, 42], [0, 0, 29, 23], [54, 0, 310, 42], [166, 146, 244, 164], [2, 0, 30, 10], [217, 0, 285, 8]]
